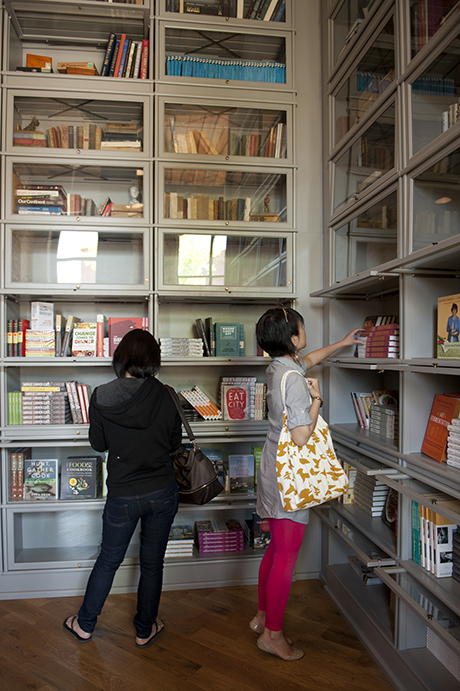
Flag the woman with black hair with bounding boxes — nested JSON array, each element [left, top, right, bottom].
[[251, 307, 362, 661], [64, 329, 182, 648]]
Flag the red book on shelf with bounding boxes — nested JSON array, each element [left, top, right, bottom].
[[421, 393, 460, 462], [140, 39, 149, 79], [113, 33, 126, 79], [108, 317, 149, 356]]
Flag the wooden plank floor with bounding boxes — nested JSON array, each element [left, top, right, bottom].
[[0, 580, 396, 691]]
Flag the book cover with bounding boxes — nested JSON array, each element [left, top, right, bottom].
[[71, 323, 97, 357], [24, 458, 58, 500], [215, 322, 240, 357], [61, 315, 81, 357], [25, 330, 55, 357], [228, 454, 254, 494], [221, 383, 252, 420], [60, 456, 102, 500], [30, 301, 54, 330], [201, 448, 224, 482], [437, 292, 460, 359], [421, 393, 460, 462], [253, 512, 271, 548], [108, 317, 149, 356]]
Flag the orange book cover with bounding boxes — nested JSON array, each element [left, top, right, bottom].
[[26, 53, 52, 69], [421, 393, 460, 462], [108, 317, 148, 356]]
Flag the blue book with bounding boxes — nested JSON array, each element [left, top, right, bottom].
[[215, 322, 240, 357], [117, 37, 130, 78], [17, 206, 62, 214], [101, 32, 116, 77], [108, 39, 121, 77], [273, 0, 285, 22]]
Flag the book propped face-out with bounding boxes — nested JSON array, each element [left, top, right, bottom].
[[438, 293, 460, 359]]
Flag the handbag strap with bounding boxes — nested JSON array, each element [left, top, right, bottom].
[[280, 368, 310, 408], [165, 384, 197, 444]]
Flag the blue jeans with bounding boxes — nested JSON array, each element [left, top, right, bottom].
[[78, 483, 179, 638]]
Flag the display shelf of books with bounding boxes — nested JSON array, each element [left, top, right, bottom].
[[409, 0, 459, 60], [157, 229, 292, 295], [2, 0, 150, 73], [158, 20, 293, 90], [5, 227, 149, 291], [161, 98, 290, 163], [7, 160, 148, 222], [6, 90, 149, 157], [160, 0, 288, 24], [332, 99, 396, 217], [321, 3, 460, 688], [328, 0, 385, 75], [160, 164, 291, 224], [331, 11, 396, 151]]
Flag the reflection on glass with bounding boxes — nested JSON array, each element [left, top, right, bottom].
[[165, 28, 287, 83], [165, 103, 286, 158], [10, 229, 144, 286], [12, 163, 144, 218], [163, 233, 287, 288], [335, 192, 398, 281], [333, 0, 378, 64], [164, 0, 286, 21], [335, 17, 395, 144], [334, 103, 395, 213], [410, 1, 456, 58], [12, 96, 144, 152], [413, 150, 460, 251], [164, 168, 287, 222], [412, 31, 460, 155], [396, 571, 460, 642]]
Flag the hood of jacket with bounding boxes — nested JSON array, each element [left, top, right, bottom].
[[91, 376, 167, 431]]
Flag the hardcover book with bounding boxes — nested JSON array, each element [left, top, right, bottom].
[[215, 322, 240, 357], [108, 317, 149, 356], [60, 456, 102, 500], [71, 323, 97, 356], [422, 393, 460, 462], [437, 292, 460, 359], [221, 383, 252, 420], [228, 454, 255, 494], [24, 458, 58, 500]]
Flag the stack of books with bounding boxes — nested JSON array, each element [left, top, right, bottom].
[[426, 628, 460, 682], [165, 524, 194, 558], [369, 403, 399, 441], [365, 323, 400, 358], [353, 472, 389, 517], [21, 382, 72, 426], [16, 184, 68, 215], [195, 519, 244, 553], [180, 386, 222, 420], [159, 338, 204, 357], [411, 497, 459, 578], [109, 203, 144, 218], [100, 123, 143, 151], [13, 129, 46, 147], [347, 556, 382, 585], [447, 418, 460, 469]]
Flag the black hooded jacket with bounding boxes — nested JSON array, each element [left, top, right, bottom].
[[89, 376, 182, 497]]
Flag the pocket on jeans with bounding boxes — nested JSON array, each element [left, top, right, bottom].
[[105, 495, 131, 526], [149, 485, 179, 517]]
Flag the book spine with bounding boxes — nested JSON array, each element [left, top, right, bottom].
[[114, 34, 126, 77], [140, 39, 149, 79], [101, 32, 117, 77]]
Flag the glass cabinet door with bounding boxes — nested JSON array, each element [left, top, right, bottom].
[[162, 1, 286, 22], [9, 160, 147, 220], [331, 0, 380, 67], [333, 101, 395, 214], [6, 226, 148, 290], [409, 0, 456, 59], [333, 14, 395, 147], [158, 230, 292, 294], [8, 91, 147, 155], [411, 30, 460, 157], [333, 189, 398, 282], [161, 165, 289, 224], [161, 24, 290, 87], [163, 101, 288, 160], [412, 149, 460, 252]]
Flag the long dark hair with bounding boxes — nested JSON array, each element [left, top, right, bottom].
[[256, 307, 304, 357], [112, 329, 160, 378]]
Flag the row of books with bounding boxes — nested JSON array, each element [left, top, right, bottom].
[[410, 0, 456, 53], [169, 118, 286, 159], [101, 34, 149, 78], [350, 389, 398, 430], [411, 495, 459, 578], [13, 122, 143, 152], [9, 381, 91, 426], [195, 519, 245, 553], [164, 193, 262, 221], [167, 0, 285, 21], [352, 472, 391, 518], [165, 55, 286, 83], [412, 75, 455, 96], [11, 451, 103, 501], [357, 70, 394, 95], [219, 377, 266, 421], [415, 209, 458, 238], [160, 338, 204, 357], [441, 100, 460, 132], [195, 319, 245, 357], [15, 185, 143, 217], [355, 315, 398, 358]]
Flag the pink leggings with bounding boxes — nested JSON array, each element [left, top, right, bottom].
[[258, 518, 306, 631]]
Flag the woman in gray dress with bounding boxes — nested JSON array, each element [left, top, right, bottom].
[[251, 307, 362, 661]]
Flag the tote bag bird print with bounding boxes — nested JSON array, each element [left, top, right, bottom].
[[276, 370, 348, 512]]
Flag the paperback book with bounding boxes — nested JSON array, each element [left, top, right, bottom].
[[60, 456, 102, 500], [24, 458, 58, 500]]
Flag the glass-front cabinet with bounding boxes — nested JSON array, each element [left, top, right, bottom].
[[332, 99, 396, 215], [161, 99, 290, 161], [160, 164, 290, 224], [8, 160, 148, 221], [159, 22, 292, 89], [332, 13, 396, 147], [330, 0, 383, 70], [409, 0, 457, 59], [161, 0, 287, 23], [6, 90, 148, 156], [410, 29, 460, 157], [158, 229, 292, 295]]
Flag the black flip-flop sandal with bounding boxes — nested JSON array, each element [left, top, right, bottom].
[[63, 616, 92, 643], [135, 619, 164, 648]]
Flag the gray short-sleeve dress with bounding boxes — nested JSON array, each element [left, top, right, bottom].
[[256, 356, 312, 525]]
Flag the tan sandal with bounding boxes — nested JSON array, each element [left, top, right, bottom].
[[257, 634, 304, 661]]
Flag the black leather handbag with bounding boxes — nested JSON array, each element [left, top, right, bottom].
[[166, 386, 224, 504]]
